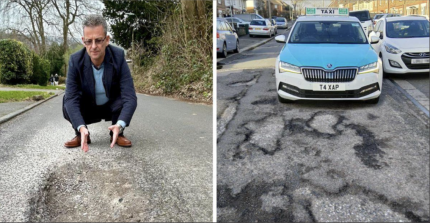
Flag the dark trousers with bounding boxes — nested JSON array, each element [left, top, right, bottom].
[[63, 102, 121, 136]]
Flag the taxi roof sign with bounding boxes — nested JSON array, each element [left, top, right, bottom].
[[305, 8, 349, 16]]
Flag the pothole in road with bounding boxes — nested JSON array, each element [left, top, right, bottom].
[[308, 113, 338, 135], [229, 77, 257, 87], [30, 163, 149, 222], [251, 97, 278, 105]]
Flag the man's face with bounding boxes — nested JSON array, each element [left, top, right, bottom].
[[82, 25, 110, 62]]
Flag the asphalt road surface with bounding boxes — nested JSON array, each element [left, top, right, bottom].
[[217, 35, 429, 222], [0, 93, 212, 222]]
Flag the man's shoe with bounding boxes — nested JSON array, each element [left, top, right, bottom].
[[64, 134, 91, 148], [110, 135, 132, 147]]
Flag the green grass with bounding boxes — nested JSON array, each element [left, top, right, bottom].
[[0, 91, 54, 103], [0, 84, 66, 90]]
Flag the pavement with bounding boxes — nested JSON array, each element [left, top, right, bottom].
[[217, 20, 294, 64], [0, 89, 213, 221], [0, 87, 64, 124]]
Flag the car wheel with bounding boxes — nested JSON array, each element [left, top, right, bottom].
[[275, 29, 278, 35], [366, 96, 380, 104], [233, 40, 239, 53], [278, 94, 293, 103], [250, 34, 253, 38], [221, 43, 227, 58]]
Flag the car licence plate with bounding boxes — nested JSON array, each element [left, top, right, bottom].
[[255, 28, 261, 30], [411, 58, 429, 64], [313, 83, 345, 91]]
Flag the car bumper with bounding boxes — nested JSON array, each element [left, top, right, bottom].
[[382, 49, 429, 74], [216, 39, 224, 53], [275, 61, 383, 101], [249, 30, 271, 35]]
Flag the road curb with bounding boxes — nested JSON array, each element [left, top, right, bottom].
[[240, 36, 274, 53], [218, 37, 274, 63], [389, 79, 429, 118], [0, 92, 63, 125]]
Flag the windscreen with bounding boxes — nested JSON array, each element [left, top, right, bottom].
[[288, 21, 368, 44], [386, 20, 430, 38], [276, 18, 285, 22], [374, 15, 384, 20], [349, 11, 371, 21], [250, 20, 266, 26]]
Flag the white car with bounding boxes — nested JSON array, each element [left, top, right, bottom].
[[275, 8, 382, 104], [349, 10, 374, 35], [249, 19, 275, 37], [217, 18, 239, 58], [373, 13, 401, 26], [369, 16, 429, 74], [275, 17, 288, 29]]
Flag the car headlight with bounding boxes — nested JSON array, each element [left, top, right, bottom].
[[358, 62, 379, 74], [384, 43, 402, 54], [279, 61, 301, 74]]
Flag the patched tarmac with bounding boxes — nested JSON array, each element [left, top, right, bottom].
[[217, 68, 429, 222]]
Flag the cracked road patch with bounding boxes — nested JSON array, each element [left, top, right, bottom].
[[217, 68, 429, 222], [30, 163, 148, 222]]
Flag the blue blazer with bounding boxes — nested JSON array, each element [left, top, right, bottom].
[[63, 45, 137, 130]]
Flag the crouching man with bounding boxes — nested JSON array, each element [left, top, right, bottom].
[[63, 14, 137, 152]]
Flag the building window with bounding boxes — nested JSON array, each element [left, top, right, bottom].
[[218, 0, 221, 4]]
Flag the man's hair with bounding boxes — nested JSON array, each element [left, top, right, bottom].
[[82, 14, 108, 36]]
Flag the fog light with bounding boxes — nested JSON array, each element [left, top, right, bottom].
[[389, 59, 401, 68], [360, 85, 377, 94], [282, 84, 299, 93]]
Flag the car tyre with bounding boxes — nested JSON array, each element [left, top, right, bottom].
[[233, 40, 239, 53], [220, 43, 227, 58], [250, 34, 254, 38], [278, 94, 294, 103], [380, 54, 390, 78], [366, 96, 380, 104]]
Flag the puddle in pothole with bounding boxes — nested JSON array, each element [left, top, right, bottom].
[[30, 163, 149, 222]]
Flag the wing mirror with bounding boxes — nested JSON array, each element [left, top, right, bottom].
[[275, 35, 286, 43], [370, 36, 379, 44]]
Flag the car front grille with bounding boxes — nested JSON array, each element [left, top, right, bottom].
[[302, 68, 357, 83], [401, 52, 429, 69]]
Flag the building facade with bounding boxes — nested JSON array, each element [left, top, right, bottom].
[[329, 0, 429, 17]]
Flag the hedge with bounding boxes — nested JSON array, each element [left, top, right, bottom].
[[0, 39, 33, 85]]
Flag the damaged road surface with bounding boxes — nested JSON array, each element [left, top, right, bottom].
[[217, 68, 429, 222], [0, 94, 212, 222]]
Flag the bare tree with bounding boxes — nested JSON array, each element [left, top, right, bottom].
[[50, 0, 100, 52], [288, 0, 306, 18], [1, 0, 50, 54]]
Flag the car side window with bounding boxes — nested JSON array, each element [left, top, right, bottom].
[[225, 22, 233, 32], [221, 21, 228, 31], [217, 21, 223, 31]]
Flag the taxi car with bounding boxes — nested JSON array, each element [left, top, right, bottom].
[[369, 16, 429, 75], [275, 8, 382, 103]]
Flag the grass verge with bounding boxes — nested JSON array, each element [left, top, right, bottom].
[[0, 84, 66, 90], [0, 91, 54, 103]]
